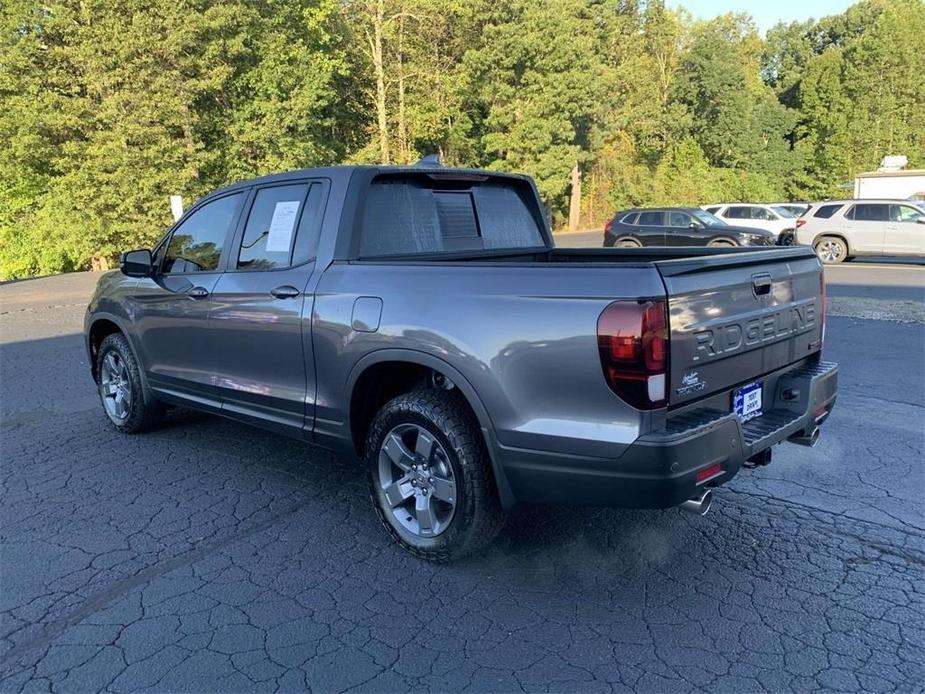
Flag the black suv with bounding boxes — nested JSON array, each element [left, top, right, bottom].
[[604, 208, 776, 248]]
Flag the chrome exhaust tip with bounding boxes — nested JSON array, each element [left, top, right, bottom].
[[788, 427, 820, 448], [680, 489, 713, 516]]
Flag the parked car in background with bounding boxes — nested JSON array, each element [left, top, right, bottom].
[[701, 203, 797, 242], [796, 199, 925, 263], [604, 208, 776, 248]]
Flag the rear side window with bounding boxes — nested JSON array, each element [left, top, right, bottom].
[[849, 204, 889, 222], [619, 212, 639, 225], [813, 204, 843, 219], [358, 177, 544, 256], [164, 193, 242, 273], [724, 206, 749, 219], [237, 183, 325, 270], [637, 210, 663, 226]]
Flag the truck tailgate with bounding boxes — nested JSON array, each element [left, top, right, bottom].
[[655, 248, 824, 407]]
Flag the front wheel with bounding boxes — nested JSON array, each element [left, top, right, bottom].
[[96, 333, 164, 433], [366, 389, 505, 562], [708, 238, 736, 247], [814, 236, 848, 264]]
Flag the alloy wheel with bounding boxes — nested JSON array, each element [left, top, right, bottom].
[[100, 351, 132, 421], [377, 423, 457, 538], [817, 239, 844, 263]]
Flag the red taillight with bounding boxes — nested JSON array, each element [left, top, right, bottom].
[[597, 299, 669, 409], [604, 220, 613, 235], [819, 271, 827, 345], [796, 218, 806, 228]]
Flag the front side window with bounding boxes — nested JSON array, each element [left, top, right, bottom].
[[770, 206, 796, 218], [164, 193, 242, 273], [705, 206, 720, 215], [668, 211, 692, 227], [850, 204, 889, 222], [751, 207, 776, 220], [892, 205, 925, 223], [814, 204, 843, 219], [692, 210, 726, 226], [637, 211, 663, 226]]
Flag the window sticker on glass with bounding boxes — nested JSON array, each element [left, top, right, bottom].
[[266, 201, 301, 252]]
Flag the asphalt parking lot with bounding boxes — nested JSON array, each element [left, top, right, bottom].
[[1, 256, 923, 692]]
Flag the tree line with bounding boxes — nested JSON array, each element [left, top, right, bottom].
[[1, 0, 923, 278]]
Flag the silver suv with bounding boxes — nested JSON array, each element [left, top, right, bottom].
[[796, 199, 925, 263]]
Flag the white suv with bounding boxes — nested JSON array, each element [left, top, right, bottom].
[[701, 204, 797, 241], [795, 199, 925, 263]]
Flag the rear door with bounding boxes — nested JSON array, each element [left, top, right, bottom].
[[655, 249, 823, 407], [633, 210, 667, 246], [843, 203, 888, 253], [208, 180, 328, 435], [887, 204, 925, 255]]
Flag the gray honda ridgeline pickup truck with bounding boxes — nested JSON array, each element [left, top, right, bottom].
[[86, 165, 838, 561]]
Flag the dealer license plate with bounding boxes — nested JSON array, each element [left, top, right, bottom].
[[733, 382, 763, 421]]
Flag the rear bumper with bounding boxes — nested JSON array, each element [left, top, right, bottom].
[[499, 360, 838, 509]]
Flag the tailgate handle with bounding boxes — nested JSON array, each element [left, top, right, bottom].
[[751, 273, 772, 296]]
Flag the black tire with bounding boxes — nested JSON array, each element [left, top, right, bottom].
[[814, 236, 848, 264], [96, 333, 164, 433], [366, 389, 505, 562], [708, 238, 737, 247], [616, 238, 641, 248]]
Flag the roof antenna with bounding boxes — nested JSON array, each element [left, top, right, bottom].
[[415, 153, 442, 167]]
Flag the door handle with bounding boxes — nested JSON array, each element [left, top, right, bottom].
[[270, 285, 300, 299], [188, 286, 210, 299]]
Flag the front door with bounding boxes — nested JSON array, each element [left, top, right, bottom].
[[844, 203, 888, 254], [887, 204, 925, 256], [666, 210, 701, 245], [208, 181, 328, 436], [133, 191, 246, 410]]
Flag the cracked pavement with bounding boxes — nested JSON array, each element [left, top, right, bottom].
[[1, 270, 923, 692]]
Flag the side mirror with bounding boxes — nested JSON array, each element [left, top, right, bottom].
[[120, 249, 153, 277], [689, 221, 702, 229], [916, 218, 925, 224]]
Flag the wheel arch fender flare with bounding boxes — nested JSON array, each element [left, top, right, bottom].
[[345, 348, 517, 509], [87, 312, 152, 396]]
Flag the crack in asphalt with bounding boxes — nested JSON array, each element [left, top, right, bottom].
[[0, 498, 311, 665]]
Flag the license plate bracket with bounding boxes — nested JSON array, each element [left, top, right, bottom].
[[733, 381, 763, 421]]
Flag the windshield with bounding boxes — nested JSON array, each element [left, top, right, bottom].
[[692, 209, 727, 226], [771, 205, 796, 218]]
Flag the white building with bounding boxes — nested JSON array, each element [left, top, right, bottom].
[[853, 169, 925, 201]]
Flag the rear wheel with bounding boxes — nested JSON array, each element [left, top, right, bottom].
[[366, 389, 505, 562], [96, 333, 164, 433], [616, 238, 641, 248], [814, 236, 848, 264]]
